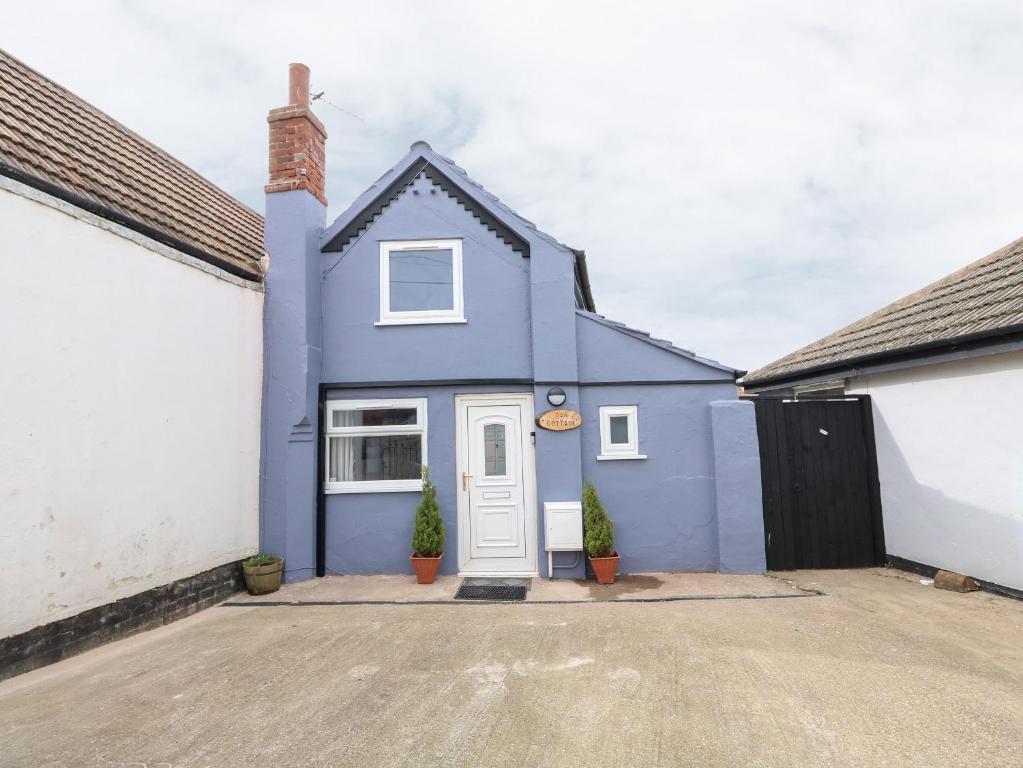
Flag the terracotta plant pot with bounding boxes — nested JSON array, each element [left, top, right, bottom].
[[410, 553, 443, 584], [588, 552, 620, 585], [242, 557, 284, 595]]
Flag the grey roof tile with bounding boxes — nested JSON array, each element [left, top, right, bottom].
[[744, 236, 1023, 385], [0, 49, 263, 280]]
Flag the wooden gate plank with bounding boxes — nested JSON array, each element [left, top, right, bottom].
[[773, 399, 798, 569], [792, 401, 818, 568], [832, 401, 858, 567], [755, 398, 790, 569], [836, 404, 858, 567], [810, 401, 833, 568], [754, 403, 778, 568]]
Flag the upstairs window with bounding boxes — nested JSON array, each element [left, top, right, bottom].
[[598, 405, 646, 460], [378, 239, 465, 325], [324, 398, 428, 493]]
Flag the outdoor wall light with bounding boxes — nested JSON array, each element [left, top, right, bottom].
[[546, 387, 567, 407]]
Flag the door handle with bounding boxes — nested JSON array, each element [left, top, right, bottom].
[[462, 472, 473, 491]]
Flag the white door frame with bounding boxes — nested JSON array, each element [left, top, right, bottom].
[[455, 393, 539, 577]]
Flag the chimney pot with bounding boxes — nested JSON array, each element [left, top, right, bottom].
[[288, 63, 310, 107], [266, 63, 326, 205]]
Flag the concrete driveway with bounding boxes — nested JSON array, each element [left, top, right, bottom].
[[2, 568, 1021, 767]]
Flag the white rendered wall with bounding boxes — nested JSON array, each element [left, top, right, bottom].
[[847, 350, 1023, 590], [0, 182, 263, 637]]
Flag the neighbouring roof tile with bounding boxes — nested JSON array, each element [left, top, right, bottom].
[[744, 236, 1023, 385], [0, 49, 263, 280]]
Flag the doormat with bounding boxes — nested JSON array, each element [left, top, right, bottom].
[[454, 583, 527, 601]]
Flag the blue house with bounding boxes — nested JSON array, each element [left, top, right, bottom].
[[261, 65, 766, 581]]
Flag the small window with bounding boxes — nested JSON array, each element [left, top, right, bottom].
[[598, 405, 645, 460], [378, 239, 464, 325], [325, 398, 428, 492]]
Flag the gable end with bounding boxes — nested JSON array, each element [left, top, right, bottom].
[[321, 157, 530, 257]]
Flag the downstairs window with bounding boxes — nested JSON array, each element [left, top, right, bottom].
[[324, 398, 427, 493]]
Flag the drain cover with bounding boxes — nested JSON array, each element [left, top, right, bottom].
[[454, 583, 527, 601]]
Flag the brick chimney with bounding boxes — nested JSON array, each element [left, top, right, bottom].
[[265, 63, 327, 205]]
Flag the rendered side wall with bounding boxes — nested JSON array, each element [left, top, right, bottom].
[[315, 169, 585, 579], [0, 184, 263, 638], [709, 400, 767, 573], [273, 155, 764, 579], [847, 350, 1023, 591], [579, 383, 742, 573], [323, 384, 765, 578], [319, 174, 532, 384], [321, 384, 517, 576], [260, 189, 326, 582]]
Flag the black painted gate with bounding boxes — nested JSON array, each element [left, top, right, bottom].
[[753, 396, 885, 570]]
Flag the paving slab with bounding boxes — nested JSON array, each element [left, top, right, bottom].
[[2, 568, 1022, 768], [229, 571, 807, 604]]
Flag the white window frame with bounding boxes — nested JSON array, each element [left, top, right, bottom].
[[597, 405, 646, 460], [324, 398, 428, 493], [377, 238, 465, 325]]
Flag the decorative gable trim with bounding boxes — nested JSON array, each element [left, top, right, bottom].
[[320, 157, 530, 257], [421, 163, 528, 257]]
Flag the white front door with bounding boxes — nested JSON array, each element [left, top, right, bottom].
[[456, 394, 537, 576]]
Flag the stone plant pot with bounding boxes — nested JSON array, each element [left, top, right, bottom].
[[242, 557, 284, 595], [588, 552, 620, 585], [410, 553, 443, 584]]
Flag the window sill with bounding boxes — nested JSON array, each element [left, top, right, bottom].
[[375, 317, 467, 327], [596, 454, 647, 461], [325, 481, 424, 494]]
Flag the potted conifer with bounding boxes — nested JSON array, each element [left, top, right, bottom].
[[410, 466, 445, 584], [583, 481, 619, 584], [242, 553, 284, 595]]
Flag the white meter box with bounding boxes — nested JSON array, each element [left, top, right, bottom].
[[544, 501, 583, 551]]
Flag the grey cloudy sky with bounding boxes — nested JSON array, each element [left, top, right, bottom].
[[7, 1, 1023, 371]]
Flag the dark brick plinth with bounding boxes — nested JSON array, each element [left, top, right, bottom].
[[1, 560, 246, 681]]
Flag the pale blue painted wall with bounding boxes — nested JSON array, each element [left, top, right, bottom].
[[320, 383, 764, 578], [579, 383, 737, 573], [533, 382, 586, 578], [710, 400, 767, 573], [576, 313, 732, 382], [261, 189, 325, 582], [321, 384, 591, 579], [321, 384, 510, 576], [320, 174, 532, 384], [261, 146, 766, 580]]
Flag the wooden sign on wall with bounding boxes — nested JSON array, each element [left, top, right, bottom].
[[536, 409, 582, 431]]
